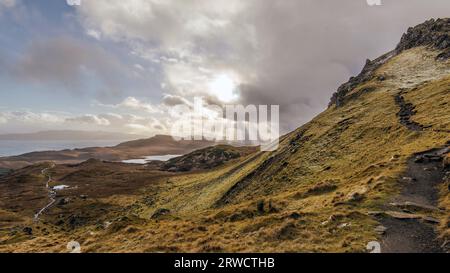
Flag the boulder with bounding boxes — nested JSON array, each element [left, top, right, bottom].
[[389, 201, 438, 212], [57, 198, 70, 206], [346, 187, 368, 202], [22, 227, 32, 235], [385, 211, 421, 220], [256, 200, 265, 213], [151, 208, 171, 219], [374, 225, 387, 235], [422, 216, 440, 224], [444, 154, 450, 168], [288, 212, 301, 220]]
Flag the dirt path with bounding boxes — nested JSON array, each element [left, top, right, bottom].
[[378, 145, 449, 252], [395, 89, 450, 133], [374, 93, 450, 252], [394, 90, 425, 131], [34, 163, 56, 221]]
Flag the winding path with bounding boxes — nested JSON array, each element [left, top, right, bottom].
[[34, 163, 56, 221], [395, 89, 450, 133], [394, 90, 425, 131], [375, 93, 450, 252]]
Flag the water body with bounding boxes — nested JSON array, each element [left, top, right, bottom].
[[122, 155, 181, 164], [0, 140, 126, 157], [53, 185, 70, 190]]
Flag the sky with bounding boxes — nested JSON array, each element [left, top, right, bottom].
[[0, 0, 449, 136]]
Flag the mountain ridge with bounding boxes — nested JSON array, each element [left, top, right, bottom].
[[0, 130, 146, 141]]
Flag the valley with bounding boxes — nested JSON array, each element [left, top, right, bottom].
[[0, 19, 449, 253]]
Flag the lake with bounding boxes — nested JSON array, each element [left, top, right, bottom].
[[0, 140, 126, 157], [122, 155, 181, 164]]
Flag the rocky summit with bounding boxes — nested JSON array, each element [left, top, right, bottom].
[[396, 18, 450, 55], [329, 18, 450, 108]]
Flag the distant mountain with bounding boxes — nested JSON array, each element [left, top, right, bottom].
[[0, 130, 146, 141], [0, 134, 217, 169]]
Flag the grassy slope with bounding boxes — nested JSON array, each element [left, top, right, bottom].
[[0, 47, 448, 253]]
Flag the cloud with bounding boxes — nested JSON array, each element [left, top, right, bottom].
[[66, 114, 110, 126], [125, 123, 151, 133], [119, 97, 158, 113], [162, 94, 191, 106], [11, 36, 129, 96], [234, 0, 450, 131], [77, 0, 246, 46], [0, 109, 166, 135], [0, 0, 17, 17], [0, 112, 8, 124], [0, 110, 67, 133], [76, 0, 251, 104], [4, 111, 64, 124], [0, 0, 16, 9], [3, 0, 450, 136], [63, 112, 170, 135], [74, 0, 450, 133], [97, 96, 161, 113]]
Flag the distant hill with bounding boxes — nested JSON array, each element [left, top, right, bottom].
[[161, 145, 257, 172], [117, 134, 202, 148], [0, 134, 217, 169], [0, 130, 145, 141]]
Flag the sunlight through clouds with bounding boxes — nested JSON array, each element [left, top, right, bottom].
[[1, 0, 450, 135]]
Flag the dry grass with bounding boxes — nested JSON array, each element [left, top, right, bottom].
[[0, 47, 449, 253]]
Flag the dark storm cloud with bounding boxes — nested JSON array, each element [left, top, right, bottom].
[[235, 0, 450, 132], [76, 0, 450, 133]]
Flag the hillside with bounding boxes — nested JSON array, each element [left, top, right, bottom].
[[160, 145, 257, 172], [0, 19, 449, 253]]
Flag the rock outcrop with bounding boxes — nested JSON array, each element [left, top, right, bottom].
[[328, 51, 394, 108], [160, 145, 255, 172], [444, 154, 450, 168], [329, 18, 450, 108], [395, 18, 450, 54]]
